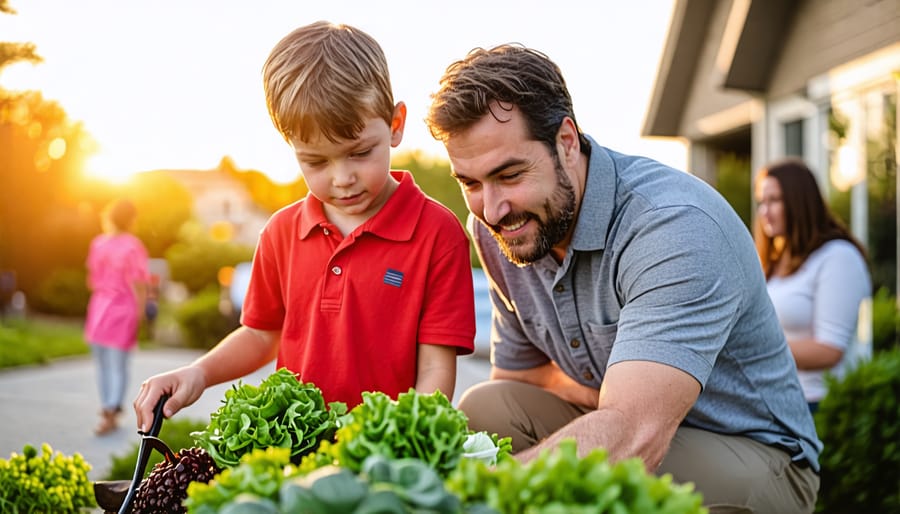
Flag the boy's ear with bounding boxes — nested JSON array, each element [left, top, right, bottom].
[[390, 102, 407, 147]]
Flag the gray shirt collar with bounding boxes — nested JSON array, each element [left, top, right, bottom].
[[571, 135, 616, 252]]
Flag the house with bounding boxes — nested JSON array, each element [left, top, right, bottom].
[[160, 169, 270, 247], [643, 0, 899, 292]]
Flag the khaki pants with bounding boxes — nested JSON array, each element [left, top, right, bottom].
[[458, 380, 819, 514]]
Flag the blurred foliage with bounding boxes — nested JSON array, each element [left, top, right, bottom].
[[126, 173, 194, 258], [173, 285, 238, 349], [714, 153, 752, 231], [29, 267, 89, 316], [0, 89, 99, 296], [815, 348, 900, 513], [0, 315, 87, 368], [165, 220, 254, 294], [872, 287, 899, 353]]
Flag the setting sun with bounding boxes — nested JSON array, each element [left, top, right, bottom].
[[85, 152, 140, 184]]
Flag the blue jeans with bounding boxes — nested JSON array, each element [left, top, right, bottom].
[[90, 344, 130, 412]]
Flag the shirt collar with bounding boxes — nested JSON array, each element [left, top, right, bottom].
[[297, 170, 425, 241], [571, 135, 616, 252]]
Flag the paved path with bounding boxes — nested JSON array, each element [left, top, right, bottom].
[[0, 348, 491, 484]]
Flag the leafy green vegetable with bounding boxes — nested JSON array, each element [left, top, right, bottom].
[[185, 447, 297, 514], [192, 368, 346, 468], [446, 439, 707, 514], [305, 389, 470, 476]]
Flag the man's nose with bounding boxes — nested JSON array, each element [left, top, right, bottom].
[[480, 184, 510, 226]]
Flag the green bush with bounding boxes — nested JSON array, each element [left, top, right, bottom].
[[174, 286, 238, 349], [28, 267, 90, 316], [165, 221, 254, 294], [815, 348, 900, 513], [0, 316, 87, 369], [103, 417, 209, 481], [872, 287, 899, 353]]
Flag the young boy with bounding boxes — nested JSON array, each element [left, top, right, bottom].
[[134, 21, 475, 430]]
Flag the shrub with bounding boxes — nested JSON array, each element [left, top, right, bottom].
[[0, 316, 87, 369], [29, 267, 90, 316], [815, 348, 900, 513], [174, 286, 238, 349], [165, 221, 254, 294], [872, 287, 899, 353]]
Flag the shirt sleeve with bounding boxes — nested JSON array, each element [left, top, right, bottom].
[[240, 226, 285, 330], [417, 214, 476, 353], [812, 242, 871, 350], [609, 206, 746, 387]]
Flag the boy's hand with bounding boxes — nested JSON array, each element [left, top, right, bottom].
[[133, 366, 207, 432]]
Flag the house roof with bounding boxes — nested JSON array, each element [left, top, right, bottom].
[[642, 0, 797, 137]]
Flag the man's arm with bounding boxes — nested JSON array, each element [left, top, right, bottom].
[[492, 362, 600, 408], [513, 360, 699, 471]]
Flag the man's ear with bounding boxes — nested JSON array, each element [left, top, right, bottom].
[[390, 102, 407, 147], [556, 116, 580, 165]]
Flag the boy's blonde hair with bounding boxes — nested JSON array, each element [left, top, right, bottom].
[[263, 21, 395, 144]]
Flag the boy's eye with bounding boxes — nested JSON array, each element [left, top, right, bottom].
[[351, 148, 372, 158]]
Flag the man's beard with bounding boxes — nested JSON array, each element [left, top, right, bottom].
[[488, 154, 576, 266]]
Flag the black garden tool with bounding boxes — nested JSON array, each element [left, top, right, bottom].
[[93, 394, 172, 514]]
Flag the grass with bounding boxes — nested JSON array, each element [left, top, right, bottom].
[[0, 314, 166, 370], [0, 315, 89, 369]]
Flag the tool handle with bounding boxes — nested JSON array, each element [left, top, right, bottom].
[[139, 393, 170, 438], [119, 394, 171, 514]]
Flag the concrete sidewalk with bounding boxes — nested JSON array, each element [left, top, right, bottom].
[[0, 347, 491, 483]]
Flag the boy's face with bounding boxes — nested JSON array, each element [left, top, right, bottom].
[[291, 103, 406, 227]]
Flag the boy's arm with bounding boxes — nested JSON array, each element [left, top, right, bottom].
[[134, 326, 280, 431], [414, 344, 458, 399]]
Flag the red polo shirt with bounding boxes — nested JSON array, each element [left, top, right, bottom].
[[241, 171, 475, 407]]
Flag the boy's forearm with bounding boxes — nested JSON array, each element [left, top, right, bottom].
[[414, 344, 458, 399], [192, 326, 280, 387]]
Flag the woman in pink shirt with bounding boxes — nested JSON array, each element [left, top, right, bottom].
[[84, 199, 150, 435]]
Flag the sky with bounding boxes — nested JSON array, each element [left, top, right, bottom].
[[1, 0, 686, 184]]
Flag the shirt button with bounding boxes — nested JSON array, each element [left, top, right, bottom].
[[570, 339, 581, 348], [582, 371, 594, 381], [323, 228, 330, 235], [554, 284, 565, 293], [331, 266, 342, 275]]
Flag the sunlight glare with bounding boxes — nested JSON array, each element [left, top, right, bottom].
[[85, 152, 139, 184]]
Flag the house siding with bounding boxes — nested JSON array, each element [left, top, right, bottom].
[[769, 0, 900, 98], [679, 0, 755, 141]]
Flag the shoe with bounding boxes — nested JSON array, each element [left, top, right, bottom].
[[94, 409, 119, 436]]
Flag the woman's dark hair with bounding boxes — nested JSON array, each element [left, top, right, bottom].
[[754, 158, 866, 277]]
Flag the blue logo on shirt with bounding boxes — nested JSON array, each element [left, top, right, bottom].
[[384, 268, 404, 288]]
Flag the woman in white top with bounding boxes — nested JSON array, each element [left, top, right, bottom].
[[754, 159, 871, 413]]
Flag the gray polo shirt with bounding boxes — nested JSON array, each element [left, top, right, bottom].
[[472, 137, 822, 469]]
